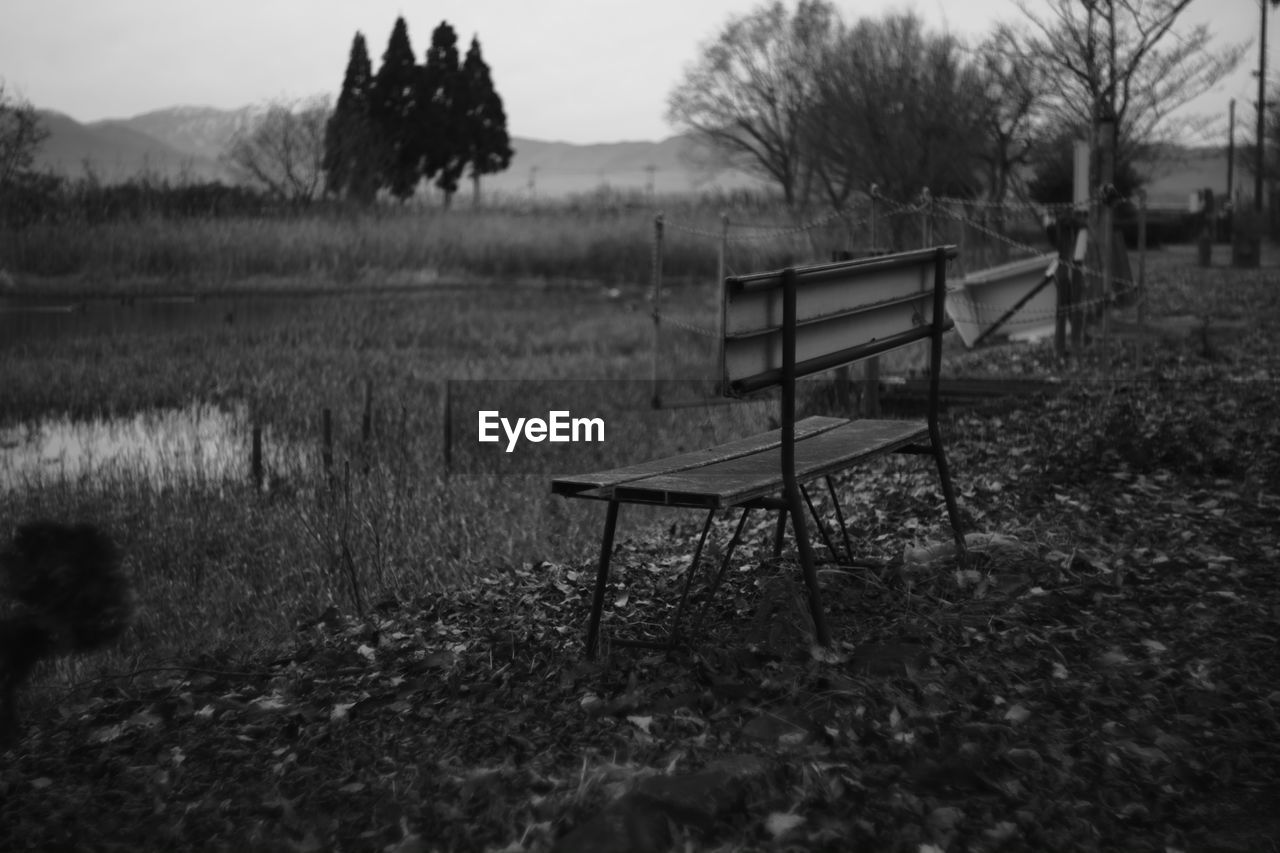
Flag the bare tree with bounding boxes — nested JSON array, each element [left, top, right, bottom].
[[1018, 0, 1246, 162], [805, 12, 988, 213], [224, 97, 331, 203], [974, 25, 1048, 210], [0, 83, 49, 187], [666, 0, 841, 207]]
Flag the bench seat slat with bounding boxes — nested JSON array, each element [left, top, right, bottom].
[[609, 418, 929, 508], [549, 415, 848, 498]]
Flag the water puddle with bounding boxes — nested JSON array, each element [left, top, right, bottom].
[[0, 403, 307, 491]]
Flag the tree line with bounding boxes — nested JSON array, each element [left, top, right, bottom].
[[0, 0, 1263, 221], [0, 17, 513, 215], [667, 0, 1247, 214], [319, 17, 512, 206], [226, 18, 512, 206]]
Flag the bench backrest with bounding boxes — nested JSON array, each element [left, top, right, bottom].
[[721, 246, 958, 396]]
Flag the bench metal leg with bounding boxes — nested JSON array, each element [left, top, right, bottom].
[[584, 500, 621, 660], [929, 424, 967, 559], [784, 485, 833, 648], [766, 484, 833, 648], [666, 509, 716, 649], [825, 475, 856, 563], [693, 507, 752, 638], [801, 483, 842, 563]]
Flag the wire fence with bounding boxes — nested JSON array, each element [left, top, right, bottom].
[[646, 190, 1153, 389]]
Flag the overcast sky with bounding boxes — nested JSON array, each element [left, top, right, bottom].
[[0, 0, 1262, 145]]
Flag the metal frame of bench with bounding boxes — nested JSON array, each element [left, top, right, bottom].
[[552, 246, 967, 658]]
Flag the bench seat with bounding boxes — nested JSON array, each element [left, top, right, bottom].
[[552, 416, 927, 509]]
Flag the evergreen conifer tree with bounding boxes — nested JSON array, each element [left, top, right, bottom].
[[460, 36, 513, 207], [323, 32, 379, 203], [371, 17, 423, 200], [420, 22, 467, 207]]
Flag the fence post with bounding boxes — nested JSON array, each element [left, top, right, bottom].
[[442, 381, 452, 475], [322, 407, 333, 488], [1054, 209, 1070, 359], [869, 185, 878, 251], [1137, 190, 1147, 333], [251, 425, 263, 492], [717, 213, 728, 345], [1071, 225, 1088, 350], [920, 187, 933, 246], [651, 213, 665, 409], [361, 379, 373, 445]]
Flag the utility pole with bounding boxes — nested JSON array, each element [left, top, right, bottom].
[[1228, 99, 1236, 207], [1235, 0, 1271, 267], [1099, 0, 1117, 344], [1256, 0, 1268, 214], [1086, 0, 1098, 194]]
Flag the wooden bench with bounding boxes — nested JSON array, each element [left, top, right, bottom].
[[552, 246, 967, 658]]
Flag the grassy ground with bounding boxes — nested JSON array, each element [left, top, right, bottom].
[[0, 194, 1045, 296], [0, 244, 1268, 663], [1, 242, 1277, 850], [1, 202, 833, 292], [0, 275, 754, 663]]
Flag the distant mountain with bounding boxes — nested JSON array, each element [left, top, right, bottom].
[[31, 104, 759, 196], [32, 102, 1236, 206], [95, 105, 263, 163], [34, 109, 228, 183], [478, 135, 758, 198], [30, 102, 1239, 204]]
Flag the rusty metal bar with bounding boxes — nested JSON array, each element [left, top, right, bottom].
[[927, 248, 966, 559], [693, 508, 753, 638], [825, 475, 854, 562], [801, 483, 840, 562], [584, 500, 621, 659], [666, 509, 717, 648], [972, 266, 1057, 348]]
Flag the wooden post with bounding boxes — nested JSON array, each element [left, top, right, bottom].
[[1071, 228, 1087, 350], [361, 379, 373, 445], [1054, 213, 1070, 359], [651, 213, 664, 409], [869, 186, 878, 251], [1101, 209, 1114, 348], [251, 425, 263, 491], [322, 408, 333, 486], [717, 213, 728, 345], [1137, 190, 1147, 332], [1197, 189, 1215, 267], [920, 187, 933, 246], [442, 381, 452, 475]]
